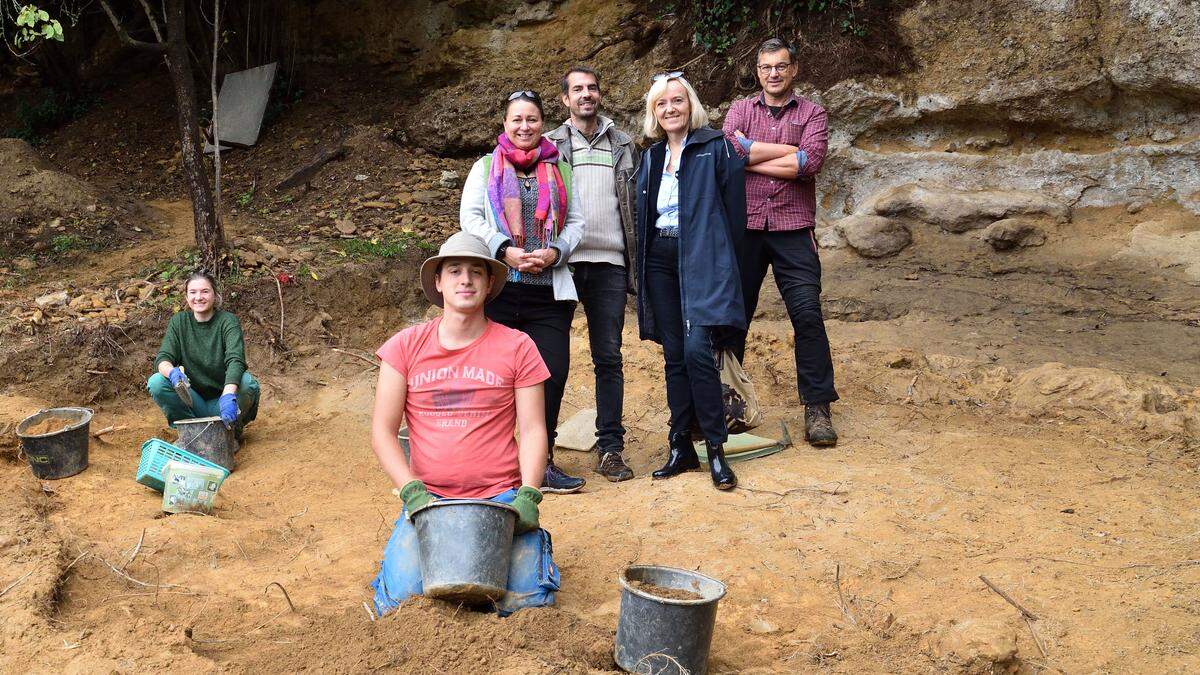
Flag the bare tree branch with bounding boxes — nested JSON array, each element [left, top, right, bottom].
[[98, 0, 165, 52], [136, 0, 164, 42]]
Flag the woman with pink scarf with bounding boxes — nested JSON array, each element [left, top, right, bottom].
[[461, 90, 587, 494]]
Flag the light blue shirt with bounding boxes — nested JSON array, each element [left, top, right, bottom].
[[656, 145, 681, 231]]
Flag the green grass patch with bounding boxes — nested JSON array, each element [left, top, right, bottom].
[[50, 234, 84, 255], [144, 250, 200, 282], [341, 233, 435, 259]]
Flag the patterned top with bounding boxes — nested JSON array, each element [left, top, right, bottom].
[[722, 92, 828, 231], [511, 176, 553, 286]]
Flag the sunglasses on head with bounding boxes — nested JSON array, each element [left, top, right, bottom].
[[507, 90, 540, 101], [650, 71, 684, 83]]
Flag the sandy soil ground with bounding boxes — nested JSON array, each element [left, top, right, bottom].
[[2, 195, 1198, 673]]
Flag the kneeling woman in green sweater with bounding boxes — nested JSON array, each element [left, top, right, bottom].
[[147, 271, 260, 437]]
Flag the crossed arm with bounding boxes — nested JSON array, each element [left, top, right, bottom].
[[736, 130, 802, 179], [722, 102, 828, 180]]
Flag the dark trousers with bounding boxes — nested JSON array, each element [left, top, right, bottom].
[[485, 282, 577, 458], [571, 262, 627, 454], [644, 235, 728, 445], [733, 228, 838, 405]]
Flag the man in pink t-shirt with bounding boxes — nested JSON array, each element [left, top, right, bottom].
[[370, 232, 560, 616]]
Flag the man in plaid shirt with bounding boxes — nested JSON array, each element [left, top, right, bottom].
[[722, 37, 838, 446]]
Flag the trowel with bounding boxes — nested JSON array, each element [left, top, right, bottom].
[[174, 366, 195, 412]]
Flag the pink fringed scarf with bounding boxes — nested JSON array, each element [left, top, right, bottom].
[[487, 135, 566, 248]]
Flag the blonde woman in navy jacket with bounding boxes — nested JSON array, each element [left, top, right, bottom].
[[634, 72, 747, 491]]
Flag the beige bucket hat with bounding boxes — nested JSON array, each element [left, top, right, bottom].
[[420, 232, 509, 307]]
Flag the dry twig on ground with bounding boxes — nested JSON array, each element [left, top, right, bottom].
[[979, 575, 1048, 658], [0, 570, 34, 599], [266, 581, 296, 612], [332, 347, 379, 369], [835, 563, 859, 627]]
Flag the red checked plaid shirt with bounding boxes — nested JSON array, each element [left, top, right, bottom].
[[722, 92, 828, 231]]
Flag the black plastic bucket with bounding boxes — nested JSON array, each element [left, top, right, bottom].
[[15, 407, 93, 480], [615, 565, 727, 675], [176, 416, 236, 471], [411, 499, 517, 605]]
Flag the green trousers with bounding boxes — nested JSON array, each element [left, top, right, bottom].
[[147, 371, 260, 431]]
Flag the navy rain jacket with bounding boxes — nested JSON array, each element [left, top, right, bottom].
[[634, 127, 748, 344]]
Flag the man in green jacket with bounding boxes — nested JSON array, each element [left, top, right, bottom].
[[147, 271, 260, 437]]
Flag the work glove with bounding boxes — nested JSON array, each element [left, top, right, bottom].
[[398, 479, 434, 517], [168, 367, 189, 387], [510, 485, 543, 535], [218, 393, 239, 427]]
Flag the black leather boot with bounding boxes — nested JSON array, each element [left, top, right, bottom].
[[706, 441, 737, 490], [652, 431, 700, 479]]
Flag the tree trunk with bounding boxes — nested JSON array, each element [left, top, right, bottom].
[[164, 0, 222, 273]]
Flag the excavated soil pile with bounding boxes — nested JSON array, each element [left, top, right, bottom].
[[229, 596, 617, 673], [0, 138, 149, 262], [630, 580, 703, 601], [21, 417, 74, 436]]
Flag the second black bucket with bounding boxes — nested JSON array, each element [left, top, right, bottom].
[[15, 407, 93, 480], [615, 565, 727, 675], [411, 499, 517, 605], [176, 416, 236, 471]]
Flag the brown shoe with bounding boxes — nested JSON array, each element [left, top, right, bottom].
[[597, 451, 634, 482], [804, 403, 838, 447]]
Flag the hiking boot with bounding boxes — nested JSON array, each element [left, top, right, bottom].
[[597, 451, 634, 482], [541, 463, 586, 494], [706, 441, 737, 490], [804, 403, 838, 447], [652, 432, 700, 479]]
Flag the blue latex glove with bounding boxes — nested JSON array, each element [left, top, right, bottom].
[[168, 367, 189, 387], [218, 393, 239, 426], [736, 135, 754, 152]]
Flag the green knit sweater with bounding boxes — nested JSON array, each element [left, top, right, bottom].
[[154, 310, 247, 400]]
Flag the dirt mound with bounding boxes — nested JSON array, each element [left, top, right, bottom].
[[229, 596, 616, 673], [0, 139, 150, 264], [21, 416, 75, 436], [0, 138, 99, 219], [1006, 362, 1200, 438]]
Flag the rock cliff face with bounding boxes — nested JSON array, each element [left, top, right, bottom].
[[304, 0, 1200, 225], [815, 0, 1200, 222]]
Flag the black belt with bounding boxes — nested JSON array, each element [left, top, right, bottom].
[[656, 226, 679, 238]]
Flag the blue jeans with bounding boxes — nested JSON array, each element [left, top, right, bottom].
[[371, 488, 560, 617]]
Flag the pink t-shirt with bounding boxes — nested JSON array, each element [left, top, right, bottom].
[[376, 318, 550, 498]]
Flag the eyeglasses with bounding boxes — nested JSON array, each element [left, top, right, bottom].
[[756, 63, 792, 74], [507, 90, 540, 101], [650, 71, 684, 83]]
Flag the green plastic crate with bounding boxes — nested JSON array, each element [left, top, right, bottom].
[[136, 438, 229, 492]]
